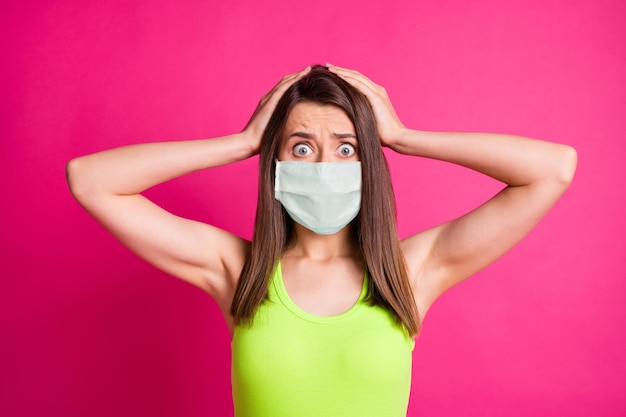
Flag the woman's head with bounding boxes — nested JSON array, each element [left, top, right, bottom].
[[261, 65, 377, 163], [276, 101, 359, 163], [231, 66, 420, 336], [258, 65, 392, 238]]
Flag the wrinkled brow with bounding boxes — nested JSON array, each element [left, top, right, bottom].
[[287, 131, 357, 140]]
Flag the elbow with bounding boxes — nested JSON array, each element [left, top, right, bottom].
[[66, 156, 91, 202], [556, 144, 578, 187]]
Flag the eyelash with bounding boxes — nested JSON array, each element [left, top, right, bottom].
[[291, 142, 358, 157], [338, 143, 356, 156], [293, 143, 313, 156]]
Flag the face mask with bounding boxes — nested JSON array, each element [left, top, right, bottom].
[[274, 160, 362, 235]]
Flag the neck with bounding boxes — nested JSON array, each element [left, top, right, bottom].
[[286, 223, 358, 262]]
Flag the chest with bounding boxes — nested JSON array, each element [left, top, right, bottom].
[[231, 294, 414, 417], [233, 301, 413, 382], [280, 257, 364, 316]]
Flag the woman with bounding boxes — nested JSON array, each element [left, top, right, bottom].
[[67, 65, 577, 416]]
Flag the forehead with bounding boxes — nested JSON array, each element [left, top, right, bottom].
[[284, 102, 355, 132]]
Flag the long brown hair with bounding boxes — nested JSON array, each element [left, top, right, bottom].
[[231, 66, 420, 336]]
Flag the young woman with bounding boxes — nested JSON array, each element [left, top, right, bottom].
[[66, 65, 577, 416]]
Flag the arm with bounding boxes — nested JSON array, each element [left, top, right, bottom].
[[328, 64, 577, 317], [67, 135, 254, 298], [66, 67, 311, 309], [392, 130, 576, 316]]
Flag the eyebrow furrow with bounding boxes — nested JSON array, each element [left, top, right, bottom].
[[287, 132, 356, 139], [288, 132, 314, 139], [333, 133, 357, 139]]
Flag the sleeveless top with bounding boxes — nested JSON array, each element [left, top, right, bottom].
[[231, 262, 415, 417]]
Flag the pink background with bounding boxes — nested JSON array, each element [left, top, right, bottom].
[[2, 0, 624, 416]]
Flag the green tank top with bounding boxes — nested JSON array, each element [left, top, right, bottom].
[[231, 262, 414, 417]]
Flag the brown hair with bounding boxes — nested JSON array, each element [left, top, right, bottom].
[[230, 66, 420, 336]]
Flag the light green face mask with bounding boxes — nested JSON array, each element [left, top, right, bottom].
[[274, 160, 362, 235]]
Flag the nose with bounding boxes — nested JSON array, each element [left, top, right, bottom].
[[317, 147, 331, 163], [317, 143, 339, 163]]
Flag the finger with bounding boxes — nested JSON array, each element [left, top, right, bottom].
[[327, 64, 382, 97], [263, 66, 311, 103], [326, 63, 371, 83], [275, 66, 311, 90], [327, 63, 358, 76], [253, 66, 311, 121], [331, 70, 381, 100]]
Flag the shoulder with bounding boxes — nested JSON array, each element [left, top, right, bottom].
[[188, 225, 250, 305], [210, 231, 251, 293]]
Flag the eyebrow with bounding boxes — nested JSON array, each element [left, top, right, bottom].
[[287, 132, 357, 140]]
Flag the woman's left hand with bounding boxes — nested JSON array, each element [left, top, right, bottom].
[[327, 63, 406, 147]]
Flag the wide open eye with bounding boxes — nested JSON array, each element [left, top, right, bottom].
[[293, 143, 313, 156], [337, 143, 356, 157]]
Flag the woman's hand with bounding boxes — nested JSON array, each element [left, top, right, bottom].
[[327, 64, 406, 148], [241, 66, 311, 154]]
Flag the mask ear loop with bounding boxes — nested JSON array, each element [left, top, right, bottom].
[[273, 159, 281, 200]]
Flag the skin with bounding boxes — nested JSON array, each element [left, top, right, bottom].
[[277, 102, 364, 316], [66, 65, 577, 335]]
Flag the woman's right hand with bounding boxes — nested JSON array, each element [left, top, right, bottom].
[[241, 66, 311, 154]]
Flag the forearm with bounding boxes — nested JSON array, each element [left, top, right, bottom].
[[67, 133, 255, 199], [389, 129, 577, 187]]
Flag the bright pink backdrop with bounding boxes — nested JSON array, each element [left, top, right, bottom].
[[2, 1, 624, 416]]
